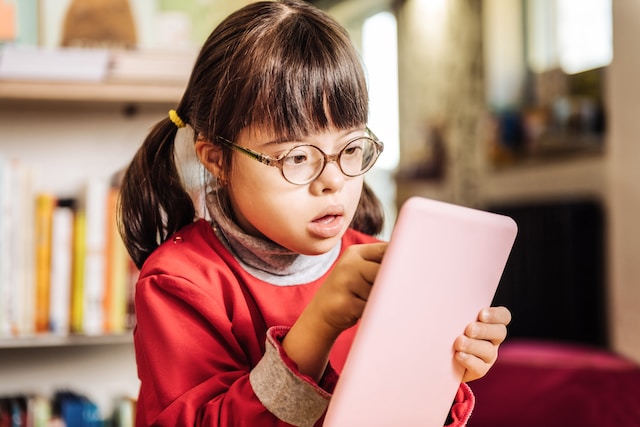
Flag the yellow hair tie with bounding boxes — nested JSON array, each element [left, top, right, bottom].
[[168, 109, 186, 128]]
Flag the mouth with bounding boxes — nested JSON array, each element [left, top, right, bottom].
[[312, 205, 345, 223], [313, 212, 341, 223], [308, 207, 346, 238]]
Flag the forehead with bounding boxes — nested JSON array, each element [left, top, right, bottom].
[[236, 125, 364, 146]]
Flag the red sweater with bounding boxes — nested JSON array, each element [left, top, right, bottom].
[[134, 219, 474, 426]]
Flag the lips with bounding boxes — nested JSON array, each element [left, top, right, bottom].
[[308, 206, 346, 238], [312, 205, 345, 223]]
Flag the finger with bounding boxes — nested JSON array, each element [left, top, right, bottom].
[[454, 335, 498, 365], [350, 243, 387, 285], [359, 257, 383, 286], [478, 306, 512, 325], [466, 321, 508, 346], [456, 350, 491, 383], [357, 242, 388, 263], [351, 264, 382, 303]]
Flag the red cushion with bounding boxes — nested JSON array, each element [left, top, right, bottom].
[[469, 340, 640, 427]]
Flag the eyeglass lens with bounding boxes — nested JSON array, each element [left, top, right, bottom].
[[281, 138, 378, 184]]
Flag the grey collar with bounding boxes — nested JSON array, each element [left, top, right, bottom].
[[206, 192, 340, 286]]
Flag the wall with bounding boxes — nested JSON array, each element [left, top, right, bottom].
[[607, 0, 640, 361], [0, 101, 157, 196], [395, 0, 485, 208]]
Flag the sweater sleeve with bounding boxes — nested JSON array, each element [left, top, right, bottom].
[[250, 326, 338, 427], [445, 383, 475, 426], [134, 273, 332, 427]]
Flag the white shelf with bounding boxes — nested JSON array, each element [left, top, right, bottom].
[[0, 79, 185, 104], [481, 155, 606, 205], [0, 333, 133, 349]]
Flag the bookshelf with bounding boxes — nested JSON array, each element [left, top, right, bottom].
[[0, 61, 186, 419], [0, 1, 196, 422]]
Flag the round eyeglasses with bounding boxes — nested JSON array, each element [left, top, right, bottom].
[[216, 129, 384, 185]]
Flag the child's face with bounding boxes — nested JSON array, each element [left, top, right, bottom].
[[225, 125, 366, 255]]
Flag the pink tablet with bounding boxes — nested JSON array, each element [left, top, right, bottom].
[[324, 196, 518, 427]]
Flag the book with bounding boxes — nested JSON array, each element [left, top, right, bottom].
[[34, 193, 56, 333], [70, 210, 86, 334], [29, 394, 52, 427], [1, 167, 135, 338], [78, 179, 110, 336], [15, 161, 36, 337], [107, 48, 196, 84], [38, 0, 71, 48], [0, 1, 16, 42], [0, 45, 110, 82], [49, 199, 75, 336], [15, 0, 39, 45], [103, 187, 128, 334], [16, 160, 37, 336], [0, 156, 12, 337], [0, 158, 35, 338], [52, 391, 101, 427], [110, 395, 136, 427], [0, 396, 27, 426]]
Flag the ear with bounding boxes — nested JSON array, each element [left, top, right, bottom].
[[195, 139, 225, 179]]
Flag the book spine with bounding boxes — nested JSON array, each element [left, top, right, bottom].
[[1, 160, 37, 337], [17, 163, 36, 338], [81, 179, 109, 336], [0, 157, 11, 337], [49, 200, 75, 336], [104, 187, 129, 334], [34, 193, 56, 333], [70, 211, 86, 334]]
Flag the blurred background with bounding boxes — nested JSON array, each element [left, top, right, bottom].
[[0, 0, 639, 425]]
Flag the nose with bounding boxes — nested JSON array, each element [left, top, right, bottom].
[[310, 160, 345, 194]]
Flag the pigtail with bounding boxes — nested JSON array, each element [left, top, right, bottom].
[[350, 182, 385, 237], [118, 117, 196, 269]]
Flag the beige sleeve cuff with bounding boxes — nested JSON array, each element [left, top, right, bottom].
[[250, 326, 332, 427]]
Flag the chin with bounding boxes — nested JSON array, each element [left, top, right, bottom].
[[305, 235, 344, 256]]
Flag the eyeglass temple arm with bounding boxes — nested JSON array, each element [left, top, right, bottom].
[[218, 136, 278, 167]]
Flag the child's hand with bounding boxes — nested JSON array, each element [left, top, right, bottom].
[[308, 242, 388, 338], [282, 242, 386, 381], [454, 306, 512, 383]]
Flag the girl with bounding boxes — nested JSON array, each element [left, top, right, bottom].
[[118, 1, 511, 426]]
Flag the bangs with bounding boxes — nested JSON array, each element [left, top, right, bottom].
[[219, 8, 369, 141]]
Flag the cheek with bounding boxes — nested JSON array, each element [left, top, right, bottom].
[[229, 157, 292, 202], [230, 187, 310, 247], [345, 177, 365, 216], [226, 159, 295, 234]]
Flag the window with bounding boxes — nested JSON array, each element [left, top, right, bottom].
[[362, 11, 399, 171], [527, 0, 613, 75]]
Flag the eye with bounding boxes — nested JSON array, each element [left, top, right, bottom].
[[343, 140, 365, 156], [283, 147, 311, 166]]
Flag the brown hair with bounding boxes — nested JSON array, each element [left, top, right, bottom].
[[119, 0, 384, 269]]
